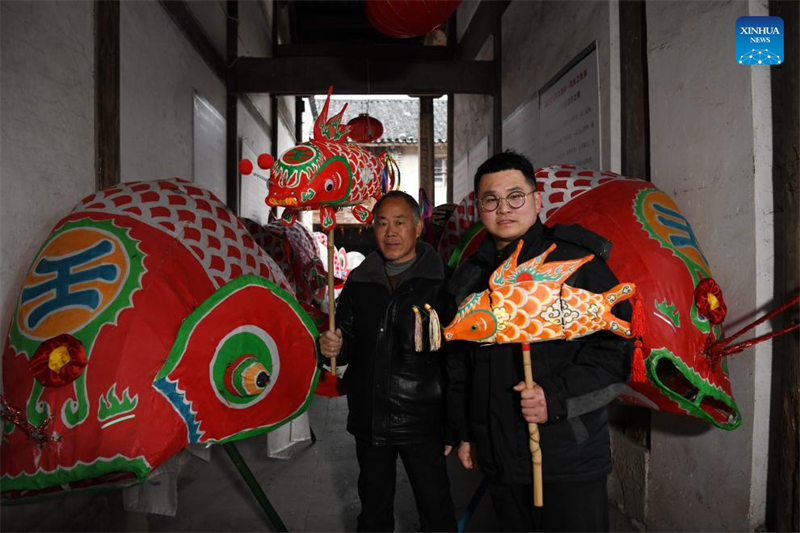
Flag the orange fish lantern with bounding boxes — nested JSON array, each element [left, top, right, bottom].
[[1, 179, 320, 500], [443, 242, 636, 344]]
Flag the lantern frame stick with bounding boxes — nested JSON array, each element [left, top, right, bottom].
[[327, 228, 337, 375], [522, 342, 543, 507], [223, 442, 288, 532]]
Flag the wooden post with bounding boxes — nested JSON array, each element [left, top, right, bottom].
[[419, 96, 435, 204], [225, 0, 239, 212], [772, 0, 799, 529], [521, 342, 543, 507], [619, 0, 651, 181], [327, 228, 337, 375], [95, 0, 120, 191]]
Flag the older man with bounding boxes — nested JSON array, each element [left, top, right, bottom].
[[319, 191, 456, 532]]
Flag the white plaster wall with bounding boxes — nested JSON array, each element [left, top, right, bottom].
[[455, 1, 612, 170], [645, 1, 770, 530], [0, 1, 95, 356], [120, 1, 226, 183]]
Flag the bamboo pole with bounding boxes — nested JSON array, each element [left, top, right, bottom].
[[327, 228, 336, 375], [521, 342, 543, 507]]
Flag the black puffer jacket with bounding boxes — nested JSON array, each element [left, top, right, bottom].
[[447, 220, 633, 484], [336, 243, 452, 446]]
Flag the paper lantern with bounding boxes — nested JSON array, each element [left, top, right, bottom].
[[347, 113, 384, 143], [366, 0, 462, 39], [2, 179, 319, 500]]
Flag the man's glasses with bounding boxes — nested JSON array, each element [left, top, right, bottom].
[[478, 191, 536, 212]]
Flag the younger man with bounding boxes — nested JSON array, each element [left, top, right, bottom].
[[447, 152, 632, 531]]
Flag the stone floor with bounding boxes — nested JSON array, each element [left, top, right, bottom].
[[1, 395, 639, 532]]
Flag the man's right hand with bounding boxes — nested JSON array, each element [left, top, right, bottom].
[[457, 441, 476, 470], [319, 328, 343, 359]]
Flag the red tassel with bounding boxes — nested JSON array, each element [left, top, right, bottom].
[[630, 294, 647, 384]]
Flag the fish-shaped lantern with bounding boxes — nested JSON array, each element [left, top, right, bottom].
[[241, 87, 399, 231], [1, 179, 320, 500], [444, 241, 636, 344], [243, 218, 328, 308]]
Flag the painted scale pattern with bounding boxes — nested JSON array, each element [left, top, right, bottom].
[[436, 191, 480, 264], [78, 178, 292, 293], [242, 218, 327, 307]]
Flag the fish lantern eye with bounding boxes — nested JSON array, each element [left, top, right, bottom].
[[224, 355, 271, 398], [324, 178, 334, 192], [470, 325, 478, 332]]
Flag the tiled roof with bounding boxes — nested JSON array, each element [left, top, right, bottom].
[[314, 98, 447, 144]]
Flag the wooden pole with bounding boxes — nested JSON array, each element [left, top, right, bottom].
[[327, 228, 336, 375], [521, 342, 543, 507]]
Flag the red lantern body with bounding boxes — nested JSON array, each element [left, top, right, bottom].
[[347, 113, 384, 143], [366, 0, 462, 39]]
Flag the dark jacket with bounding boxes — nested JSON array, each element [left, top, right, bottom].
[[336, 243, 453, 446], [446, 219, 633, 484]]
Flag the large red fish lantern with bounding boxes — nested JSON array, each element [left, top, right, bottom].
[[366, 0, 462, 39], [533, 166, 741, 428], [443, 165, 799, 430], [1, 179, 320, 500]]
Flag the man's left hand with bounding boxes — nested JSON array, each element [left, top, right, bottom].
[[513, 380, 548, 424]]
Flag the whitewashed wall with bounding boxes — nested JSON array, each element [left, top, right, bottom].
[[120, 1, 226, 184], [0, 1, 95, 357], [645, 1, 773, 529]]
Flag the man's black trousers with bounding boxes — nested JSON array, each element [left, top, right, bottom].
[[488, 475, 609, 532], [355, 438, 456, 532]]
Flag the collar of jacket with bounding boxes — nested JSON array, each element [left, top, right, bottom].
[[348, 242, 444, 287], [476, 217, 546, 268]]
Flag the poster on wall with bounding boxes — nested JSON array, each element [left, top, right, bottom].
[[193, 92, 226, 202], [239, 140, 271, 225], [503, 94, 540, 168], [538, 43, 600, 168]]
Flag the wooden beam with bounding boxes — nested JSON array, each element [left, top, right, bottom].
[[233, 57, 495, 95], [492, 15, 502, 155], [458, 0, 510, 60], [275, 43, 454, 60], [270, 95, 278, 158], [447, 93, 454, 204], [225, 0, 239, 212], [294, 96, 304, 143], [772, 0, 799, 529], [419, 97, 435, 204], [95, 0, 120, 191], [619, 0, 650, 181], [160, 0, 225, 82]]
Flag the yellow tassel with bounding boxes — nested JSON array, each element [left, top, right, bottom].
[[413, 306, 423, 352], [424, 303, 441, 352]]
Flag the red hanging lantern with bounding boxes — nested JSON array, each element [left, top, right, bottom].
[[347, 113, 384, 143], [366, 0, 462, 39]]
